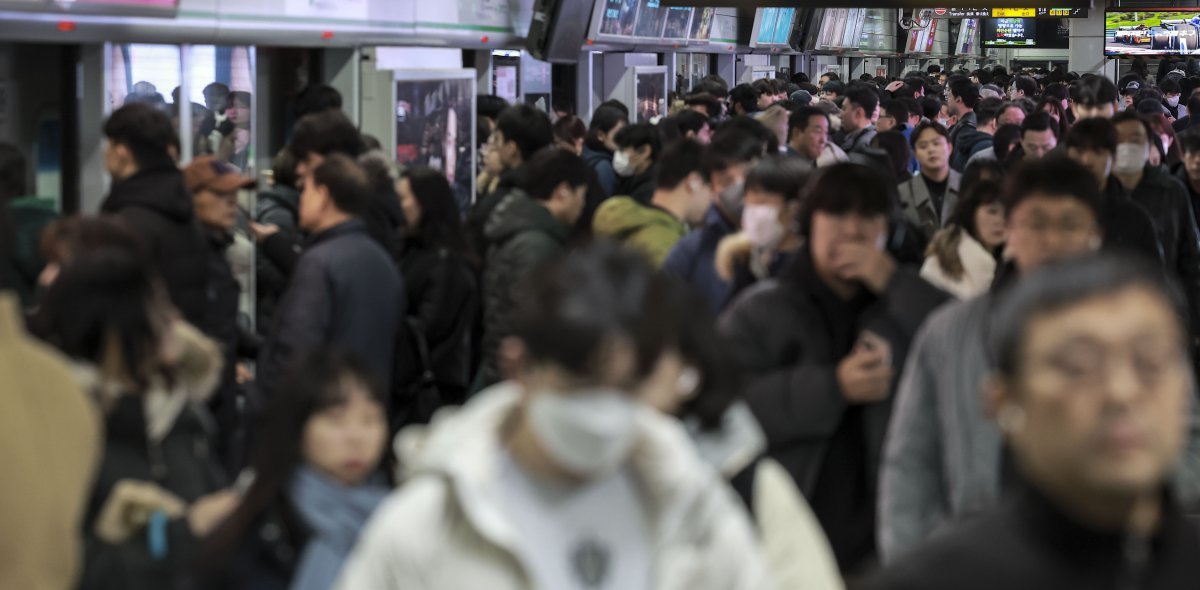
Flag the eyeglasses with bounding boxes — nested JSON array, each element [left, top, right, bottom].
[[1012, 216, 1095, 238], [1029, 340, 1183, 391]]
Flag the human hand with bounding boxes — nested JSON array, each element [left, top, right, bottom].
[[885, 81, 905, 93], [249, 222, 280, 242], [715, 232, 753, 282], [188, 489, 241, 537], [836, 334, 894, 404], [832, 243, 897, 294], [95, 480, 186, 543]]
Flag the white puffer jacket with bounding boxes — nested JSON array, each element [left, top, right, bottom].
[[336, 383, 774, 590]]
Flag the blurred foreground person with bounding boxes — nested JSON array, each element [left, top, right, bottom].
[[337, 243, 771, 590], [868, 255, 1200, 589]]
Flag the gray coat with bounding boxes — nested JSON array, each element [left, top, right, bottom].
[[878, 288, 1200, 564], [897, 170, 962, 242]]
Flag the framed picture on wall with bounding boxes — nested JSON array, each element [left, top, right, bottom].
[[633, 66, 667, 124], [394, 69, 477, 213]]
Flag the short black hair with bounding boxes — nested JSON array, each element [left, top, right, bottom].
[[696, 75, 730, 99], [799, 163, 893, 236], [673, 109, 709, 137], [522, 147, 589, 201], [993, 124, 1023, 160], [685, 93, 722, 118], [1188, 94, 1200, 119], [553, 115, 586, 147], [898, 97, 921, 120], [311, 153, 370, 216], [989, 254, 1184, 379], [920, 95, 943, 120], [1075, 75, 1119, 107], [1042, 82, 1069, 102], [103, 102, 178, 170], [614, 123, 662, 160], [0, 142, 27, 201], [949, 78, 981, 110], [822, 80, 846, 97], [909, 120, 949, 148], [1111, 110, 1156, 145], [1013, 75, 1038, 97], [976, 97, 1005, 127], [821, 71, 841, 81], [588, 105, 626, 138], [927, 64, 942, 74], [655, 139, 704, 191], [843, 85, 879, 118], [495, 104, 554, 162], [477, 94, 509, 122], [701, 126, 764, 180], [600, 99, 630, 118], [1002, 155, 1103, 222], [289, 109, 366, 161], [745, 155, 809, 202], [1065, 117, 1118, 155], [1021, 111, 1058, 139], [270, 148, 299, 191], [294, 84, 343, 118], [880, 99, 909, 124], [1162, 78, 1183, 95], [730, 83, 762, 114], [788, 106, 830, 135], [1179, 129, 1200, 154]]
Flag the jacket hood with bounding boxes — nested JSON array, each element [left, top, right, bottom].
[[102, 164, 195, 223], [593, 196, 681, 238], [483, 189, 568, 245], [955, 127, 993, 155]]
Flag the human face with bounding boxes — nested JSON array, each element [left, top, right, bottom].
[[549, 182, 587, 226], [226, 99, 251, 128], [396, 177, 422, 231], [299, 175, 330, 233], [914, 128, 952, 173], [104, 140, 137, 181], [695, 123, 712, 145], [1184, 149, 1200, 183], [809, 210, 889, 288], [947, 90, 962, 117], [295, 152, 325, 187], [602, 120, 626, 152], [1021, 129, 1058, 159], [973, 201, 1006, 250], [682, 173, 715, 225], [757, 92, 773, 110], [1075, 102, 1117, 121], [1003, 287, 1189, 502], [482, 141, 505, 176], [489, 129, 522, 169], [302, 382, 388, 486], [1115, 119, 1150, 154], [193, 188, 239, 232], [636, 350, 693, 416], [793, 114, 829, 160], [1000, 105, 1026, 127], [1067, 147, 1114, 186], [876, 111, 896, 133], [710, 162, 749, 205], [1006, 193, 1101, 273]]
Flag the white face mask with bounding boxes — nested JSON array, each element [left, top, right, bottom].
[[937, 117, 950, 127], [612, 150, 635, 178], [1168, 96, 1182, 108], [1114, 142, 1148, 176], [742, 204, 786, 251], [528, 389, 638, 478]]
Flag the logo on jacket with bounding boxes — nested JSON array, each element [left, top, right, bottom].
[[571, 537, 610, 587]]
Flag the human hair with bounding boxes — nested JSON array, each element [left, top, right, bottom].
[[684, 93, 722, 119], [289, 109, 366, 161], [1179, 129, 1200, 154], [1147, 112, 1181, 163], [695, 76, 729, 99], [1036, 98, 1070, 136], [920, 95, 943, 120], [495, 104, 554, 163], [949, 78, 981, 110], [822, 80, 846, 97], [744, 154, 809, 202], [511, 241, 670, 380], [975, 97, 1005, 128], [270, 148, 298, 190], [553, 114, 587, 149], [798, 163, 893, 236], [614, 123, 662, 160], [311, 153, 370, 216], [788, 106, 829, 137], [879, 99, 910, 125], [0, 142, 27, 201], [1075, 75, 1119, 107], [1042, 82, 1069, 103], [658, 272, 740, 431], [477, 94, 509, 122], [821, 71, 841, 81], [701, 126, 765, 182], [399, 166, 472, 258], [1002, 155, 1103, 222], [843, 85, 879, 118], [1162, 78, 1183, 95], [929, 180, 1003, 280], [202, 82, 230, 102], [989, 254, 1184, 380], [993, 124, 1022, 160], [199, 349, 388, 568], [729, 83, 762, 114], [1065, 117, 1117, 156], [1013, 76, 1038, 97], [1111, 110, 1156, 146], [586, 105, 627, 149], [715, 116, 777, 154], [909, 120, 949, 148], [293, 84, 342, 119], [521, 147, 589, 201], [672, 109, 709, 137], [654, 139, 704, 191], [600, 99, 630, 118], [961, 158, 1006, 196], [1021, 111, 1058, 140], [103, 102, 178, 170]]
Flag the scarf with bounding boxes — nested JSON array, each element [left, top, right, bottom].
[[288, 465, 390, 590]]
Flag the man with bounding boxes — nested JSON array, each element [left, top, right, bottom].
[[722, 163, 948, 574], [99, 102, 209, 329], [1073, 75, 1121, 120], [730, 84, 762, 117], [870, 255, 1200, 589], [1009, 75, 1037, 101], [946, 78, 980, 160], [663, 127, 765, 313], [1173, 93, 1200, 133], [1111, 111, 1200, 339], [875, 100, 907, 134], [337, 243, 772, 590], [594, 140, 712, 267], [0, 143, 56, 306], [673, 109, 712, 144], [258, 154, 402, 393], [839, 85, 879, 155], [820, 80, 845, 106], [786, 106, 840, 168], [685, 92, 722, 120], [1122, 80, 1141, 112], [1018, 112, 1058, 161], [466, 105, 554, 260], [951, 97, 1001, 171], [819, 71, 840, 87], [1176, 131, 1200, 224], [479, 148, 588, 388], [1064, 118, 1164, 265], [611, 123, 662, 205], [1162, 78, 1187, 120], [996, 101, 1026, 128], [899, 122, 960, 241]]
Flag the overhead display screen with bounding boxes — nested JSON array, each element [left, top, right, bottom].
[[752, 7, 795, 46], [1106, 10, 1200, 56], [983, 17, 1035, 46], [957, 18, 980, 55], [594, 0, 711, 42], [816, 8, 868, 50]]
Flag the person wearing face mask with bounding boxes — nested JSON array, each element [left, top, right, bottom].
[[919, 181, 1005, 300], [898, 122, 961, 242], [611, 123, 662, 205], [721, 163, 950, 577], [662, 128, 765, 313], [582, 106, 627, 198], [337, 243, 773, 590], [594, 140, 713, 267], [1111, 111, 1200, 343], [1162, 78, 1187, 120]]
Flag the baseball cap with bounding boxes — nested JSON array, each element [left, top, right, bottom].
[[1123, 80, 1141, 95], [184, 156, 255, 193], [790, 90, 814, 105]]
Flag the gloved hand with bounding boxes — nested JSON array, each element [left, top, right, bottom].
[[94, 479, 186, 544]]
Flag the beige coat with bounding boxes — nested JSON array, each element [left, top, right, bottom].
[[919, 231, 997, 300], [337, 383, 774, 590], [0, 293, 100, 590]]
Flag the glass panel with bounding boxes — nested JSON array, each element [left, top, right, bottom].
[[185, 45, 256, 173], [108, 43, 182, 157]]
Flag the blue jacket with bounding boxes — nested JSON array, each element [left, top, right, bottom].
[[662, 205, 737, 313], [583, 145, 618, 198]]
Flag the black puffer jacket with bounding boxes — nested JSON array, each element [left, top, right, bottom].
[[617, 162, 658, 205], [1127, 165, 1200, 335], [466, 166, 523, 263], [101, 165, 210, 329], [479, 190, 570, 387], [949, 127, 992, 172], [254, 185, 301, 331]]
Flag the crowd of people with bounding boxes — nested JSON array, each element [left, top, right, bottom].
[[4, 58, 1200, 590]]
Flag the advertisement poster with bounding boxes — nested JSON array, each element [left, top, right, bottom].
[[495, 66, 517, 104], [663, 6, 692, 39], [634, 0, 668, 38], [395, 75, 475, 209], [689, 7, 713, 40], [635, 70, 666, 124]]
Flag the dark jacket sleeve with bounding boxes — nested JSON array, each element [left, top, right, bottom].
[[878, 268, 953, 339], [257, 255, 332, 392], [1170, 184, 1200, 336], [261, 233, 302, 277], [594, 160, 618, 198]]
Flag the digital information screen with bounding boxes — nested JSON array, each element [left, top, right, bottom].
[[755, 7, 795, 46], [1106, 10, 1200, 56], [983, 17, 1035, 46]]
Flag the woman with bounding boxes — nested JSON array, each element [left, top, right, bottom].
[[200, 350, 391, 590], [870, 130, 914, 186], [1147, 111, 1181, 167], [920, 181, 1005, 300], [32, 227, 235, 590], [1038, 97, 1070, 138], [581, 104, 627, 197], [393, 166, 479, 424], [552, 115, 586, 156], [753, 104, 790, 152]]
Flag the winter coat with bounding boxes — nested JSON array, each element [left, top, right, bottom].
[[466, 166, 522, 262], [593, 196, 688, 267], [0, 292, 100, 590], [1125, 166, 1200, 336], [663, 205, 738, 313], [205, 500, 309, 590], [335, 383, 774, 590], [80, 322, 228, 590], [949, 127, 992, 172], [101, 165, 210, 330], [1, 196, 57, 307], [1099, 177, 1164, 265], [201, 229, 244, 469], [897, 170, 962, 243], [919, 229, 997, 300], [840, 126, 878, 155], [254, 185, 301, 331], [258, 219, 403, 395], [878, 284, 1200, 564], [948, 111, 977, 150], [617, 163, 658, 205], [583, 144, 618, 198], [479, 190, 570, 388]]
